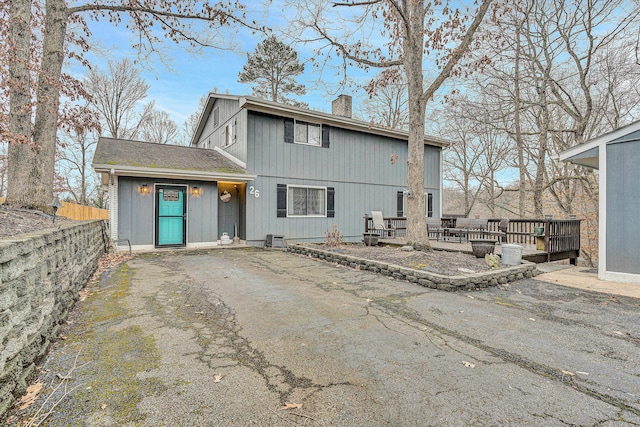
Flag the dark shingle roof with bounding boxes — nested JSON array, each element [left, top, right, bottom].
[[93, 137, 247, 175]]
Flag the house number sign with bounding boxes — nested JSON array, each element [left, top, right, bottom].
[[163, 190, 180, 201], [249, 186, 260, 198]]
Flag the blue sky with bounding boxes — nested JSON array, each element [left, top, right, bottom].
[[76, 0, 372, 128]]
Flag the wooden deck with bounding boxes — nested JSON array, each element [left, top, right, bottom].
[[367, 216, 581, 264]]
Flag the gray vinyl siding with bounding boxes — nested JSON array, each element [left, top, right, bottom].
[[606, 139, 640, 274], [186, 181, 218, 243], [243, 112, 442, 245], [118, 177, 155, 245], [117, 177, 218, 246], [196, 100, 248, 163]]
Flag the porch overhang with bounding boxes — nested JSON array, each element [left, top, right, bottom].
[[559, 120, 640, 169], [560, 147, 599, 169], [94, 164, 256, 186]]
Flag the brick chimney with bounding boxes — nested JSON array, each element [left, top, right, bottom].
[[332, 94, 352, 118]]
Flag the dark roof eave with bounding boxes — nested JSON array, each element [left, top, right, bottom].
[[239, 97, 450, 148], [93, 164, 256, 182]]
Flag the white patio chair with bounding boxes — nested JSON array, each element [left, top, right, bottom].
[[371, 211, 396, 238]]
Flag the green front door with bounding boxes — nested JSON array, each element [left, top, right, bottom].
[[156, 186, 186, 246]]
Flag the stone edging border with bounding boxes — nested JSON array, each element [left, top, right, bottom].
[[287, 244, 539, 291]]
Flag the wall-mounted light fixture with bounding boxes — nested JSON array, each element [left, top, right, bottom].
[[191, 185, 200, 197], [140, 184, 150, 195]]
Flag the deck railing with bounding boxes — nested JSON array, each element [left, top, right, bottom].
[[365, 215, 581, 261]]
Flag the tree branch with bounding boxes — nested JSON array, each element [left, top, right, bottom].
[[421, 0, 493, 103]]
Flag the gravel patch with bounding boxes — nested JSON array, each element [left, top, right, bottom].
[[311, 243, 500, 276]]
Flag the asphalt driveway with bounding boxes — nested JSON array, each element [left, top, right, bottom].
[[9, 248, 640, 426]]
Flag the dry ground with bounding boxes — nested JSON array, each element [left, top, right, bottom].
[[0, 205, 73, 238], [313, 243, 498, 275]]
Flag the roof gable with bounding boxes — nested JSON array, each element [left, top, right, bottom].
[[190, 93, 451, 148], [93, 137, 254, 181], [559, 120, 640, 167]]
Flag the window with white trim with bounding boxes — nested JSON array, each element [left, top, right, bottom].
[[213, 107, 220, 128], [295, 121, 321, 146], [397, 192, 434, 217], [287, 185, 326, 216], [284, 119, 330, 148], [225, 122, 235, 147]]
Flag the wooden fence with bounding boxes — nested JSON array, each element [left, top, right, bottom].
[[58, 201, 108, 220], [0, 197, 108, 221]]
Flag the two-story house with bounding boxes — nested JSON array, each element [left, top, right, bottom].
[[93, 93, 448, 250]]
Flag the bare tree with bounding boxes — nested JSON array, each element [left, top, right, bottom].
[[4, 0, 36, 207], [0, 144, 7, 197], [291, 0, 494, 249], [182, 94, 209, 143], [360, 70, 408, 130], [436, 0, 640, 265], [58, 131, 98, 205], [141, 110, 179, 145], [440, 98, 511, 217], [3, 0, 257, 208], [84, 59, 152, 140], [57, 102, 101, 205]]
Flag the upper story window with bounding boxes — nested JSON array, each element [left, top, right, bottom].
[[225, 120, 236, 147], [295, 121, 321, 146], [213, 107, 220, 128], [284, 118, 330, 148]]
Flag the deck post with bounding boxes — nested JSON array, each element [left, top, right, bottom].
[[544, 220, 550, 262]]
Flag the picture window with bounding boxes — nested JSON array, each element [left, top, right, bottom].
[[287, 186, 326, 216]]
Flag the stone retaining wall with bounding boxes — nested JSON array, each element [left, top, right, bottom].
[[288, 244, 538, 291], [0, 221, 107, 420]]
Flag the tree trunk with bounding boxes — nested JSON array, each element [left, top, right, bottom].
[[513, 22, 526, 218], [6, 0, 34, 207], [30, 0, 68, 209], [403, 1, 430, 250]]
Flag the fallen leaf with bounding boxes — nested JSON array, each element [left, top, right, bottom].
[[101, 403, 107, 410], [18, 383, 43, 409], [79, 289, 91, 301], [213, 373, 223, 383], [60, 335, 68, 340], [466, 295, 474, 299], [462, 361, 475, 368], [280, 402, 303, 410], [528, 318, 536, 322], [613, 331, 624, 336], [26, 383, 43, 394]]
